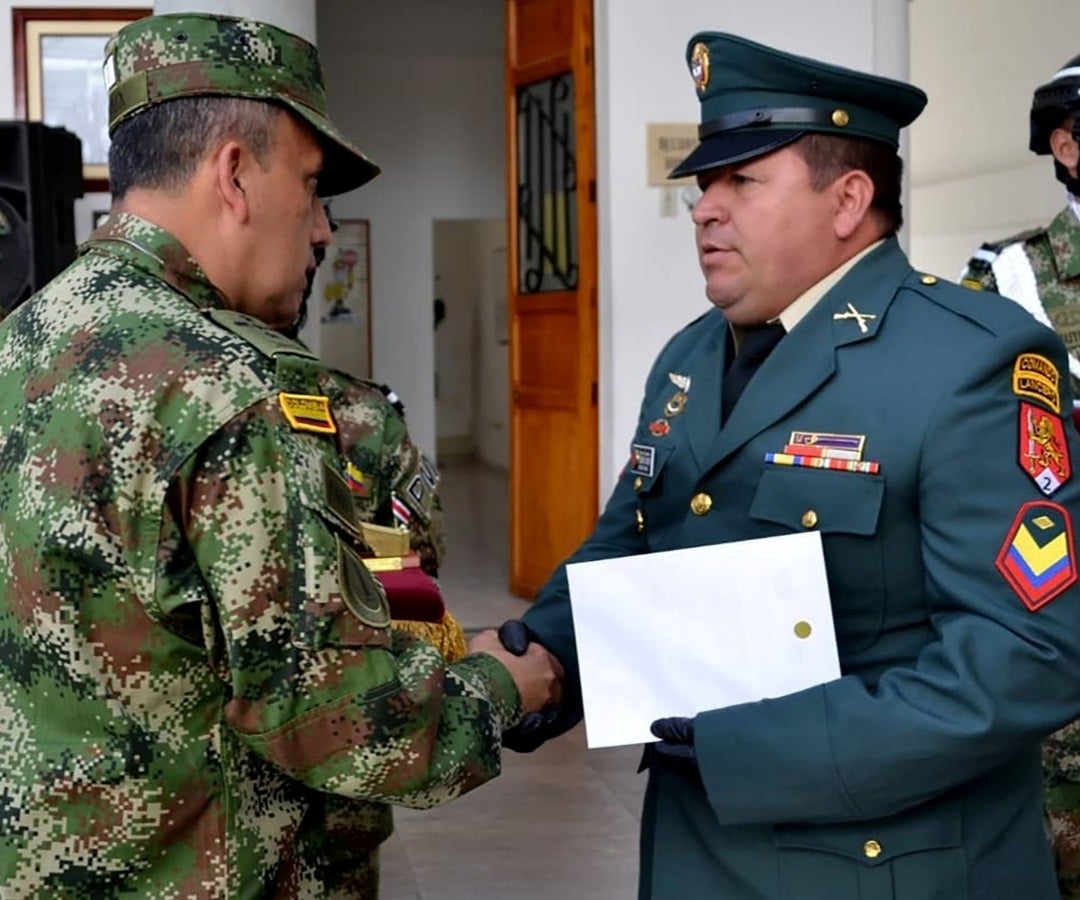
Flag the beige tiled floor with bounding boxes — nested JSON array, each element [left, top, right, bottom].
[[381, 459, 644, 899]]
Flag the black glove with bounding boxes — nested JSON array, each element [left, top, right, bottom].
[[649, 716, 699, 779], [498, 619, 561, 753], [497, 618, 532, 655]]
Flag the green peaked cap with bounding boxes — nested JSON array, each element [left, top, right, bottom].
[[104, 12, 378, 196], [670, 32, 927, 178]]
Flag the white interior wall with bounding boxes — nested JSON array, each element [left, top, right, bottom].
[[594, 0, 910, 496], [316, 0, 505, 458], [908, 0, 1080, 278], [432, 217, 508, 465], [473, 220, 510, 469], [433, 220, 480, 456]]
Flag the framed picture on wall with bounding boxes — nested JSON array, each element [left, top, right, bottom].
[[313, 219, 372, 379], [12, 7, 152, 193]]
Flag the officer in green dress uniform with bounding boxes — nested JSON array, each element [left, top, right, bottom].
[[489, 32, 1080, 899]]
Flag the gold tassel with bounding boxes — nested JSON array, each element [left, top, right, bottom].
[[392, 610, 468, 662]]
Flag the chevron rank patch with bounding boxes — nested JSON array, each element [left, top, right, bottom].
[[1018, 402, 1071, 496], [1012, 353, 1061, 414], [279, 392, 337, 434], [996, 501, 1077, 611]]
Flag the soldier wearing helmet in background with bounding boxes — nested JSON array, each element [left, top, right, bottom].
[[962, 54, 1080, 396], [961, 53, 1080, 896]]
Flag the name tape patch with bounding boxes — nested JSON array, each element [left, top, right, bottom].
[[630, 444, 656, 478]]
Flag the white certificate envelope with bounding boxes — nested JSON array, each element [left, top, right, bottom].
[[566, 531, 840, 748]]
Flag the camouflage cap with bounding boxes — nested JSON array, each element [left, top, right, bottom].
[[103, 12, 378, 196]]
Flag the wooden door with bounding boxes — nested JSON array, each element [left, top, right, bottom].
[[506, 0, 598, 598]]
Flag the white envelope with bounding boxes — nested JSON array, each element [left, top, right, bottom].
[[566, 531, 841, 748]]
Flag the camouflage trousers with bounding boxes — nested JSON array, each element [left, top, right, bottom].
[[1046, 720, 1080, 898]]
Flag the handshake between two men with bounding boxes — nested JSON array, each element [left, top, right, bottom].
[[467, 621, 564, 748], [468, 620, 699, 772]]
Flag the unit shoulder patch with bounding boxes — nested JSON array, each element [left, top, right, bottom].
[[1018, 402, 1071, 496]]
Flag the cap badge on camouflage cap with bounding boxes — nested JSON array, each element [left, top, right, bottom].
[[690, 42, 710, 92]]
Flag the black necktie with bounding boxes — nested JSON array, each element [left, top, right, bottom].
[[721, 322, 786, 420]]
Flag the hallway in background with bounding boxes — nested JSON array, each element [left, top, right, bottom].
[[381, 457, 643, 898], [433, 457, 528, 633]]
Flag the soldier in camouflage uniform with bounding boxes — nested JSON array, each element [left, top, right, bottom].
[[0, 12, 562, 899], [961, 53, 1080, 896]]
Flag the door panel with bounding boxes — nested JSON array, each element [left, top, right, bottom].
[[506, 0, 598, 598]]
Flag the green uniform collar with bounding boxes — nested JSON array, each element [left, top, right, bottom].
[[80, 212, 226, 311]]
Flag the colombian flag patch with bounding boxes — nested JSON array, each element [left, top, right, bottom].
[[279, 392, 337, 435], [345, 462, 369, 496], [996, 501, 1077, 611]]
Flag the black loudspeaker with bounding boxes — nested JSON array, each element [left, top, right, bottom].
[[0, 122, 84, 315]]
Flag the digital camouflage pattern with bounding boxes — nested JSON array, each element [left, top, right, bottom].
[[328, 371, 466, 661], [104, 12, 378, 195], [962, 206, 1080, 397], [0, 212, 521, 898], [329, 373, 446, 577], [963, 204, 1080, 897]]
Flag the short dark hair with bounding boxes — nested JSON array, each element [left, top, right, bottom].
[[108, 97, 281, 200], [792, 133, 904, 235]]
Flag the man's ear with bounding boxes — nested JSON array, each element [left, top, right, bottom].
[[1050, 125, 1080, 178], [214, 141, 250, 222], [832, 169, 875, 240]]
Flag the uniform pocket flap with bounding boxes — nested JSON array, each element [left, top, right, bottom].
[[750, 465, 885, 535], [774, 798, 962, 866]]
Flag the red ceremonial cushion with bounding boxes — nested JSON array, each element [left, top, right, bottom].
[[376, 568, 446, 623]]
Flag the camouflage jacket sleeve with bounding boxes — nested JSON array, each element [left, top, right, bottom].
[[331, 376, 445, 576], [379, 403, 445, 575], [165, 397, 519, 809]]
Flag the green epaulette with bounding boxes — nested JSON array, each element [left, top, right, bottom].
[[205, 308, 325, 395], [205, 308, 318, 360]]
